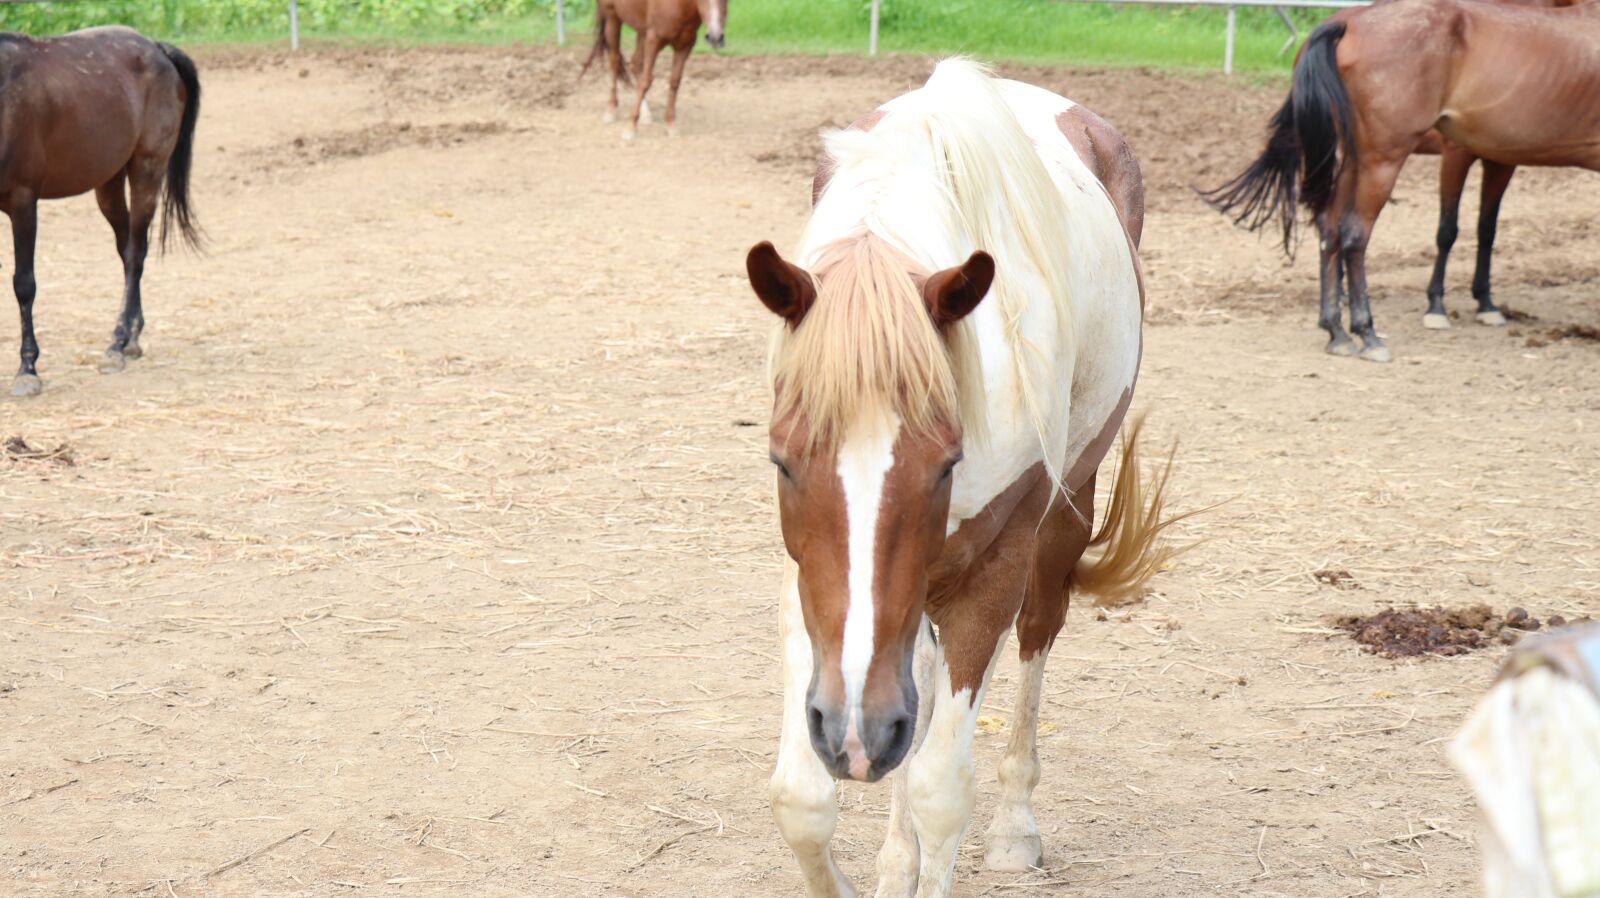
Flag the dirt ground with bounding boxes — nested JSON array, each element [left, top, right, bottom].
[[2, 43, 1598, 898]]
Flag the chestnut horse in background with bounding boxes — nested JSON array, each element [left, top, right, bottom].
[[579, 0, 727, 140], [1279, 0, 1582, 332], [0, 27, 202, 397], [1205, 0, 1600, 360], [746, 60, 1180, 898]]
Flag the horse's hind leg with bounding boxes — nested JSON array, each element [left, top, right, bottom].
[[7, 195, 41, 397], [602, 12, 624, 123], [1343, 154, 1406, 363], [984, 484, 1093, 873], [1470, 160, 1515, 327], [1316, 206, 1355, 357], [95, 173, 136, 368], [101, 159, 161, 373], [1424, 146, 1475, 330]]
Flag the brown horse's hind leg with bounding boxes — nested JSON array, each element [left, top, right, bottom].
[[1317, 205, 1355, 357], [101, 160, 161, 374], [1343, 154, 1407, 363], [602, 12, 624, 124], [95, 173, 138, 365], [1470, 160, 1516, 327], [7, 196, 41, 397], [984, 479, 1094, 873], [1424, 146, 1476, 329], [622, 32, 662, 141]]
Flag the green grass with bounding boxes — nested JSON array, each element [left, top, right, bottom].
[[0, 0, 1331, 73]]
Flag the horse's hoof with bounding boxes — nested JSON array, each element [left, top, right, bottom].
[[1325, 337, 1359, 357], [639, 100, 653, 124], [10, 374, 42, 397], [621, 127, 637, 142], [99, 350, 126, 374], [601, 109, 617, 125], [1422, 312, 1451, 330], [1359, 343, 1393, 363], [984, 835, 1044, 873], [1477, 310, 1507, 327], [666, 124, 678, 138], [122, 343, 143, 360]]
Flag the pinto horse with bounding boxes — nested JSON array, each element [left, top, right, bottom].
[[579, 0, 726, 140], [745, 60, 1178, 898], [0, 27, 201, 397], [1205, 0, 1600, 360]]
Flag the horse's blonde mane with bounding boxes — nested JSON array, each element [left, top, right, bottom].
[[770, 233, 985, 448], [777, 59, 1077, 464]]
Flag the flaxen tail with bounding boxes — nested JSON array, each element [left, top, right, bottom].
[[156, 41, 204, 253], [1069, 417, 1196, 608]]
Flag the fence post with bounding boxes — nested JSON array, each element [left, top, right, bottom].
[[1224, 4, 1236, 74], [869, 0, 880, 55], [556, 0, 565, 45], [289, 0, 299, 50]]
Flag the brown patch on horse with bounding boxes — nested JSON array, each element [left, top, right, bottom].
[[1054, 106, 1145, 247], [812, 109, 887, 206]]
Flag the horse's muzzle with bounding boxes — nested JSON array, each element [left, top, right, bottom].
[[705, 32, 726, 50], [806, 695, 916, 782]]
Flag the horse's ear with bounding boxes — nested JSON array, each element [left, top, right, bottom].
[[923, 251, 995, 328], [746, 241, 817, 326]]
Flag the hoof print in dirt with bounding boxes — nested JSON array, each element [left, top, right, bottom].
[[1332, 604, 1592, 658]]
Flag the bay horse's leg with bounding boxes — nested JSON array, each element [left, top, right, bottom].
[[7, 195, 41, 397], [1424, 146, 1475, 330], [95, 173, 136, 366], [602, 12, 624, 124], [1343, 154, 1407, 363], [1316, 207, 1354, 356], [874, 620, 935, 898], [663, 40, 692, 137], [770, 561, 856, 898], [622, 31, 662, 141], [1470, 160, 1516, 327], [984, 484, 1094, 873], [101, 159, 161, 373]]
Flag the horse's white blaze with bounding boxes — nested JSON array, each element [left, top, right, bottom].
[[836, 411, 900, 733], [707, 3, 724, 36]]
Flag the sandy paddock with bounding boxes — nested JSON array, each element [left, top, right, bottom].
[[2, 44, 1598, 898]]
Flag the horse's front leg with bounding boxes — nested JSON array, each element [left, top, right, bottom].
[[874, 619, 936, 898], [771, 561, 855, 898], [8, 195, 41, 397], [622, 31, 662, 141], [908, 623, 1013, 898]]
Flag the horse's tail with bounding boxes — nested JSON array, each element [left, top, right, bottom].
[[156, 41, 204, 254], [1199, 21, 1352, 255], [578, 7, 630, 85], [1068, 418, 1196, 608]]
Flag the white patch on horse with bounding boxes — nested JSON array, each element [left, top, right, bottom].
[[836, 410, 900, 758]]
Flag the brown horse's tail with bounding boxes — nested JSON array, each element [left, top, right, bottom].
[[1068, 418, 1196, 608], [157, 41, 204, 253], [578, 7, 631, 85], [1199, 21, 1353, 256]]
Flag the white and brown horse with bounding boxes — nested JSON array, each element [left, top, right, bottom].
[[745, 60, 1179, 898]]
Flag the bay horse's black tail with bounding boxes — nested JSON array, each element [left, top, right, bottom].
[[578, 7, 631, 85], [157, 41, 204, 253], [1200, 21, 1353, 256]]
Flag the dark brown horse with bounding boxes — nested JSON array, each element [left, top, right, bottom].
[[579, 0, 727, 140], [1293, 0, 1581, 333], [1206, 0, 1600, 361], [1, 26, 201, 397]]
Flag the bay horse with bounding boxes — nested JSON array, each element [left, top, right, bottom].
[[1, 26, 201, 397], [579, 0, 726, 140], [1204, 0, 1600, 361], [1275, 0, 1581, 334], [745, 60, 1179, 897]]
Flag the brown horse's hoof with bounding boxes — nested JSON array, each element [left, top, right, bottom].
[[123, 342, 143, 360], [99, 350, 126, 374], [621, 126, 637, 142], [1359, 343, 1393, 363], [639, 100, 653, 124], [10, 374, 42, 397], [1422, 312, 1451, 330], [666, 123, 678, 138], [1326, 337, 1359, 357], [1476, 310, 1507, 327], [601, 108, 617, 125]]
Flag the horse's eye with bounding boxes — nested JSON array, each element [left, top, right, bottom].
[[939, 452, 963, 483], [770, 453, 792, 480]]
